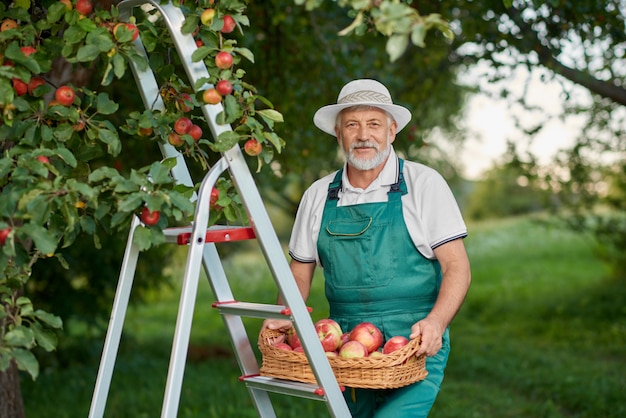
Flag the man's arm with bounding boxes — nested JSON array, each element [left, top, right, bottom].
[[410, 238, 471, 356], [262, 259, 316, 331]]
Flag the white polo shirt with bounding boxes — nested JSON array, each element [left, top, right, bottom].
[[288, 148, 467, 264]]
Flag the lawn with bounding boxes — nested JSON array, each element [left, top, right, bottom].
[[21, 216, 626, 417]]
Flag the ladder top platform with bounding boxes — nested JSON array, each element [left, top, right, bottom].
[[164, 225, 256, 245]]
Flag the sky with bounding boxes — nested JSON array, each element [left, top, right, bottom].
[[456, 64, 589, 180]]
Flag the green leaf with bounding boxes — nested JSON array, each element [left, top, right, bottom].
[[112, 53, 126, 80], [214, 131, 242, 152], [31, 322, 58, 352], [5, 326, 35, 347], [88, 166, 120, 182], [19, 223, 57, 254], [257, 109, 284, 123], [98, 128, 121, 156], [54, 148, 78, 168], [96, 93, 119, 115], [234, 46, 254, 63], [76, 44, 100, 62], [148, 162, 173, 185], [13, 348, 39, 380], [386, 34, 409, 62], [0, 78, 15, 107], [503, 0, 513, 7], [182, 15, 199, 35], [118, 194, 143, 212], [133, 225, 153, 251], [33, 310, 63, 329]]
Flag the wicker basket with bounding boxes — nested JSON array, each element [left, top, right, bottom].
[[258, 328, 428, 389]]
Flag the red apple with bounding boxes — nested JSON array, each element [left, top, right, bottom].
[[349, 322, 383, 353], [214, 51, 233, 69], [75, 0, 93, 15], [36, 155, 50, 164], [1, 19, 18, 32], [293, 346, 304, 353], [286, 328, 302, 350], [314, 318, 343, 352], [114, 23, 140, 42], [200, 8, 216, 26], [215, 79, 232, 96], [340, 332, 350, 348], [59, 0, 72, 10], [244, 138, 262, 156], [339, 340, 368, 359], [176, 93, 193, 112], [20, 46, 37, 57], [221, 15, 236, 33], [209, 187, 220, 207], [28, 77, 46, 95], [273, 342, 293, 351], [138, 126, 153, 137], [202, 88, 222, 105], [369, 350, 384, 358], [55, 86, 75, 107], [140, 207, 160, 226], [168, 131, 184, 147], [325, 351, 339, 358], [0, 227, 10, 246], [173, 116, 192, 135], [189, 124, 202, 141], [382, 336, 409, 354], [12, 78, 27, 96]]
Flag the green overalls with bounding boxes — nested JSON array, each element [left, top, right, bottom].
[[317, 158, 451, 418]]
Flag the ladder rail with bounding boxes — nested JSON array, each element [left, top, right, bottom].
[[88, 217, 142, 418], [93, 1, 353, 417]]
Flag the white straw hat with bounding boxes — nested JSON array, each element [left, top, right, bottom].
[[313, 79, 412, 137]]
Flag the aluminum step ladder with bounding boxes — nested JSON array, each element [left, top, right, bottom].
[[87, 1, 351, 417]]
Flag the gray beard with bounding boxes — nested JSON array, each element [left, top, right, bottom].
[[342, 137, 392, 171]]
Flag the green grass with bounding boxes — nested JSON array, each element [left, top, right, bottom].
[[21, 216, 626, 417]]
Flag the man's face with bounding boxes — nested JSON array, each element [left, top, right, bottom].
[[336, 107, 397, 171]]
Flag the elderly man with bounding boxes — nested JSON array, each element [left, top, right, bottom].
[[265, 79, 471, 417]]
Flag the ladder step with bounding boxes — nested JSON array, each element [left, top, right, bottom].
[[240, 375, 332, 401], [164, 225, 256, 245], [212, 301, 312, 320]]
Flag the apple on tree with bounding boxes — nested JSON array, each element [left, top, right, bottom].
[[215, 51, 233, 69], [140, 207, 160, 226], [168, 132, 184, 147], [202, 88, 222, 105], [382, 335, 409, 354], [0, 227, 11, 246], [244, 138, 262, 156], [28, 77, 46, 95], [349, 322, 383, 353], [36, 155, 50, 164], [173, 117, 192, 135], [55, 85, 75, 107], [1, 19, 18, 32], [215, 79, 233, 96], [314, 318, 343, 352], [221, 15, 236, 33], [209, 187, 220, 208], [75, 0, 93, 15], [12, 78, 27, 96], [189, 124, 202, 141], [200, 8, 216, 26]]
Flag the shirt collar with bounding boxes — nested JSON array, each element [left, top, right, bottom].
[[341, 147, 398, 193]]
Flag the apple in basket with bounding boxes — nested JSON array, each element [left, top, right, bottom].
[[383, 336, 409, 354], [349, 321, 383, 353], [339, 340, 368, 358], [369, 350, 384, 358], [314, 319, 343, 352], [286, 328, 302, 349], [273, 342, 293, 351], [340, 332, 350, 348]]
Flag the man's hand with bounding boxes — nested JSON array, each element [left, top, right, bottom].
[[259, 319, 293, 345], [410, 316, 444, 357]]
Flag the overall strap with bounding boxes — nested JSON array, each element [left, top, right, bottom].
[[388, 158, 408, 196], [326, 169, 343, 201]]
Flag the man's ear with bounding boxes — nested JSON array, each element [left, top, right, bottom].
[[389, 121, 398, 144]]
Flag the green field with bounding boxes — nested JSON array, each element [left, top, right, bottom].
[[21, 216, 626, 417]]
